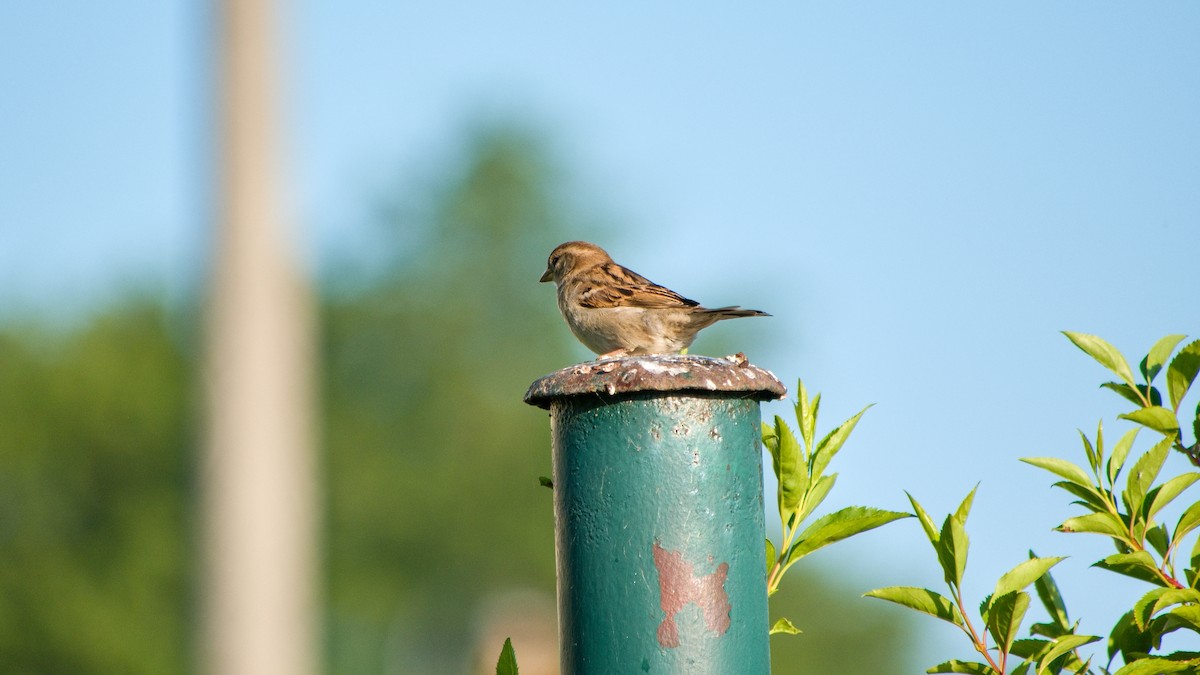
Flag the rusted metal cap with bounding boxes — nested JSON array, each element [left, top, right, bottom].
[[524, 352, 787, 409]]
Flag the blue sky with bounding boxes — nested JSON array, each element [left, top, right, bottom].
[[3, 1, 1199, 668]]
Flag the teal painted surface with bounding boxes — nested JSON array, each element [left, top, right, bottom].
[[551, 392, 770, 674]]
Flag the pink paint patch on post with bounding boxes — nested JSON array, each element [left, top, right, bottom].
[[652, 542, 731, 648]]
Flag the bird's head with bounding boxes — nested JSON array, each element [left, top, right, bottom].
[[540, 241, 612, 283]]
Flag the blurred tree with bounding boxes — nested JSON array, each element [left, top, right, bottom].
[[321, 126, 578, 674], [0, 303, 193, 674], [0, 122, 916, 675], [769, 566, 916, 674]]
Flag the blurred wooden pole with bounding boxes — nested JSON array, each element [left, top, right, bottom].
[[203, 0, 318, 673]]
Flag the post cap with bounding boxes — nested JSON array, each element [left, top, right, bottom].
[[524, 352, 787, 410]]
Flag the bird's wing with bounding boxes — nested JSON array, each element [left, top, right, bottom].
[[578, 262, 700, 309]]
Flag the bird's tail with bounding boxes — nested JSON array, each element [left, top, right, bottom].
[[702, 306, 771, 320]]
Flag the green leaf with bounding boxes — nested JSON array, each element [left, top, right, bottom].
[[785, 506, 910, 565], [1021, 457, 1092, 487], [794, 380, 818, 455], [1120, 406, 1180, 436], [1124, 436, 1174, 520], [1146, 524, 1170, 557], [1145, 334, 1188, 384], [1036, 634, 1100, 675], [907, 492, 940, 545], [1167, 340, 1200, 413], [1133, 588, 1170, 631], [1113, 657, 1199, 675], [1165, 605, 1200, 631], [1150, 588, 1200, 618], [1082, 426, 1101, 475], [761, 421, 778, 460], [1009, 637, 1051, 659], [986, 591, 1030, 654], [938, 514, 969, 589], [798, 473, 837, 523], [775, 416, 804, 521], [765, 538, 776, 574], [1109, 428, 1142, 486], [1065, 331, 1137, 389], [811, 404, 871, 479], [1051, 481, 1108, 512], [1093, 551, 1166, 585], [1030, 552, 1070, 633], [1103, 382, 1148, 407], [926, 660, 999, 674], [769, 617, 802, 635], [954, 485, 978, 526], [1057, 512, 1127, 538], [1172, 500, 1200, 547], [994, 557, 1066, 600], [864, 586, 964, 627], [1147, 473, 1200, 521], [495, 638, 518, 675]]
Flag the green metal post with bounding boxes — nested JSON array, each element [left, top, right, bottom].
[[525, 353, 786, 675]]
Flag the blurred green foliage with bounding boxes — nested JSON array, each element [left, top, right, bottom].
[[0, 125, 914, 674]]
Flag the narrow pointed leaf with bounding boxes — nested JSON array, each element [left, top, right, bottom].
[[1147, 473, 1200, 521], [1009, 637, 1051, 660], [794, 380, 817, 453], [1093, 551, 1166, 585], [1052, 481, 1108, 511], [864, 586, 964, 626], [1103, 382, 1147, 407], [1167, 340, 1200, 412], [1064, 331, 1137, 388], [811, 404, 871, 478], [927, 660, 999, 674], [1120, 406, 1180, 436], [1132, 588, 1168, 631], [1146, 334, 1188, 383], [775, 417, 804, 520], [907, 492, 940, 544], [1081, 427, 1101, 474], [954, 485, 978, 526], [1146, 523, 1170, 557], [1125, 436, 1174, 518], [986, 591, 1030, 655], [1108, 428, 1141, 486], [1113, 657, 1199, 675], [1172, 500, 1200, 546], [1057, 512, 1127, 538], [798, 473, 837, 523], [938, 514, 969, 588], [769, 617, 802, 635], [786, 507, 910, 564], [994, 556, 1066, 599], [1030, 551, 1070, 632], [765, 538, 776, 574], [1037, 634, 1100, 675], [1021, 457, 1092, 487], [496, 638, 519, 675]]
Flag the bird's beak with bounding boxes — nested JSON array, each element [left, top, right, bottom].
[[539, 268, 553, 283]]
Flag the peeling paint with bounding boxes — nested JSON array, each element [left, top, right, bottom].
[[652, 543, 731, 648]]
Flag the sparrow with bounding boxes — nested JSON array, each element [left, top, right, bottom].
[[539, 241, 769, 358]]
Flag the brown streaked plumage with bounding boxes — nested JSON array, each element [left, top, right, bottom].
[[539, 241, 769, 358]]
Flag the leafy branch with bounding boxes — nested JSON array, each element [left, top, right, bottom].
[[866, 490, 1093, 675], [1064, 332, 1200, 466], [762, 379, 910, 635]]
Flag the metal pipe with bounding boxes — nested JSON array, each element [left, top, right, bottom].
[[526, 354, 785, 674]]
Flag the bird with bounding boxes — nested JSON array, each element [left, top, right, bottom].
[[539, 241, 769, 358]]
